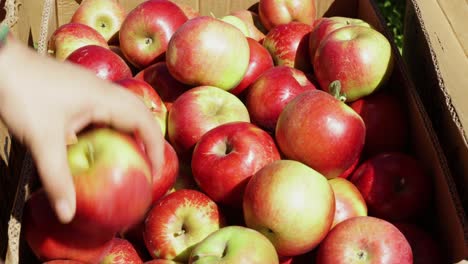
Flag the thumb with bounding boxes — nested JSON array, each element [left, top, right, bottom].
[[29, 131, 76, 224]]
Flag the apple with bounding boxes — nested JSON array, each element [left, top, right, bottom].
[[152, 140, 179, 203], [173, 2, 199, 19], [313, 26, 393, 102], [246, 66, 315, 132], [143, 260, 182, 264], [166, 16, 250, 91], [230, 37, 274, 96], [191, 121, 281, 207], [115, 78, 168, 136], [220, 15, 250, 37], [70, 0, 126, 42], [275, 89, 366, 179], [23, 190, 114, 263], [393, 223, 444, 264], [109, 45, 139, 75], [134, 62, 191, 112], [230, 9, 267, 42], [48, 22, 109, 61], [189, 226, 279, 264], [328, 177, 367, 228], [67, 127, 153, 234], [144, 189, 224, 262], [258, 0, 316, 30], [98, 238, 143, 264], [308, 17, 371, 62], [167, 85, 250, 157], [316, 216, 413, 264], [349, 91, 410, 157], [65, 45, 132, 81], [119, 0, 188, 69], [43, 261, 86, 264], [263, 22, 313, 72], [349, 152, 433, 222], [243, 160, 335, 256]]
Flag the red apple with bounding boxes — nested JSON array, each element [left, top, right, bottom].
[[275, 89, 366, 179], [119, 0, 188, 69], [230, 37, 274, 96], [328, 177, 367, 228], [23, 190, 114, 263], [98, 238, 143, 264], [134, 62, 191, 112], [152, 140, 179, 203], [144, 189, 224, 262], [166, 16, 250, 91], [349, 91, 409, 157], [316, 216, 413, 264], [230, 9, 267, 41], [67, 127, 153, 234], [313, 26, 393, 102], [263, 22, 313, 72], [393, 223, 444, 264], [115, 78, 168, 136], [243, 160, 335, 257], [70, 0, 126, 42], [189, 226, 279, 263], [246, 66, 315, 132], [308, 16, 371, 62], [349, 152, 433, 222], [66, 45, 132, 81], [48, 22, 109, 61], [191, 121, 281, 207], [167, 85, 250, 157], [258, 0, 316, 30], [43, 261, 86, 264], [109, 45, 139, 75]]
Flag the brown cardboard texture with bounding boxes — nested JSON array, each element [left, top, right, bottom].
[[0, 0, 467, 263], [403, 0, 468, 221]]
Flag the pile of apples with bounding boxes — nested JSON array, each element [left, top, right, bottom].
[[23, 0, 445, 263]]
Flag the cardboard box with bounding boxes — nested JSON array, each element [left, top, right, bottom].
[[0, 0, 467, 263], [403, 0, 468, 218]]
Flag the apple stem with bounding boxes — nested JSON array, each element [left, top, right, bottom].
[[329, 80, 347, 102]]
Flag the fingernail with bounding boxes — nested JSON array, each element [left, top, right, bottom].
[[55, 199, 74, 223]]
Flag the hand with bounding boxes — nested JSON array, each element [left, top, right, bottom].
[[0, 37, 164, 224]]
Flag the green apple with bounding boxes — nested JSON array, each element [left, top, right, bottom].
[[189, 226, 279, 264]]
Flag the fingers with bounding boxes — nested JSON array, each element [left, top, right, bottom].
[[92, 86, 165, 177], [29, 129, 76, 224]]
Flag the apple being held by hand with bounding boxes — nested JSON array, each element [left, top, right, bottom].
[[258, 0, 316, 30], [246, 66, 316, 132], [48, 23, 109, 61], [230, 37, 274, 96], [263, 22, 313, 72], [275, 89, 366, 179], [309, 16, 371, 62], [119, 0, 188, 69], [243, 160, 335, 257], [166, 16, 250, 91], [67, 127, 153, 234], [70, 0, 126, 42], [313, 26, 393, 102], [189, 226, 279, 264], [144, 189, 224, 262], [191, 121, 281, 208], [115, 78, 168, 136], [316, 216, 413, 264], [66, 45, 132, 81], [328, 177, 367, 228], [349, 152, 433, 222], [167, 86, 250, 157]]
